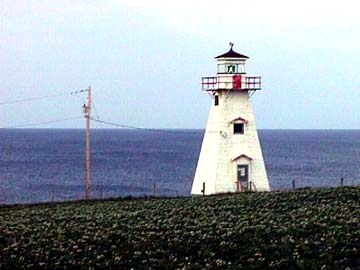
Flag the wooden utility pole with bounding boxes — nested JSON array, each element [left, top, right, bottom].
[[85, 86, 92, 199]]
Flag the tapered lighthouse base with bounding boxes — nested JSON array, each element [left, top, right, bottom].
[[191, 91, 270, 195]]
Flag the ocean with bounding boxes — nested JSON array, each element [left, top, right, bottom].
[[1, 129, 360, 205]]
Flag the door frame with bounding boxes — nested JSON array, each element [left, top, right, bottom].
[[237, 164, 249, 191], [232, 154, 252, 192]]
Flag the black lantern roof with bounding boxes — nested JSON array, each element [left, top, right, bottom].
[[215, 43, 249, 59]]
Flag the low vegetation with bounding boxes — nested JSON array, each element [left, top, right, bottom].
[[1, 187, 360, 269]]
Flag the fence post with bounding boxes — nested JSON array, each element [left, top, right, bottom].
[[292, 179, 296, 190], [100, 184, 104, 200], [50, 190, 55, 202], [153, 182, 156, 196], [201, 182, 206, 196], [341, 177, 344, 187]]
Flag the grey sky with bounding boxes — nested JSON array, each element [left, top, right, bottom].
[[1, 0, 360, 129]]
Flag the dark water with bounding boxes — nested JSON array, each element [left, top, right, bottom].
[[1, 129, 360, 204]]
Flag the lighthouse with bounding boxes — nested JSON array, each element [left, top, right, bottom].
[[191, 43, 270, 195]]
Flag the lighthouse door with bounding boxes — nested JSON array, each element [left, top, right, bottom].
[[237, 165, 249, 191]]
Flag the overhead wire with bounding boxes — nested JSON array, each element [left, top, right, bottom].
[[0, 89, 89, 128], [0, 88, 199, 132], [91, 101, 101, 120], [0, 93, 69, 105], [90, 101, 104, 128], [2, 116, 83, 128], [0, 89, 88, 106], [89, 117, 199, 134], [70, 90, 87, 105], [89, 118, 165, 132]]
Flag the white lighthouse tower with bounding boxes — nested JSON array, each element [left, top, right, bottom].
[[191, 43, 270, 195]]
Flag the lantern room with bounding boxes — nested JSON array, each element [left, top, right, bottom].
[[202, 43, 261, 91], [216, 43, 248, 74]]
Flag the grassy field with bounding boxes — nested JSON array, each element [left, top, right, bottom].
[[1, 187, 360, 269]]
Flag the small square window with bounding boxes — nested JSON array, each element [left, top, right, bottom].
[[214, 95, 219, 106], [234, 123, 244, 134]]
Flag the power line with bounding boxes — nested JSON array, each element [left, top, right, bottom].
[[0, 92, 68, 105], [1, 116, 83, 128], [71, 90, 88, 104], [90, 118, 164, 131], [91, 101, 101, 120], [0, 89, 88, 106], [0, 88, 198, 133], [89, 117, 199, 134]]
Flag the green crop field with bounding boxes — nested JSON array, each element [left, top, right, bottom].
[[1, 187, 360, 269]]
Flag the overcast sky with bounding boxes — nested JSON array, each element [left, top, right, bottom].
[[1, 0, 360, 129]]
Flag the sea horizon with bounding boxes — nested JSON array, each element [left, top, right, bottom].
[[1, 129, 360, 204]]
